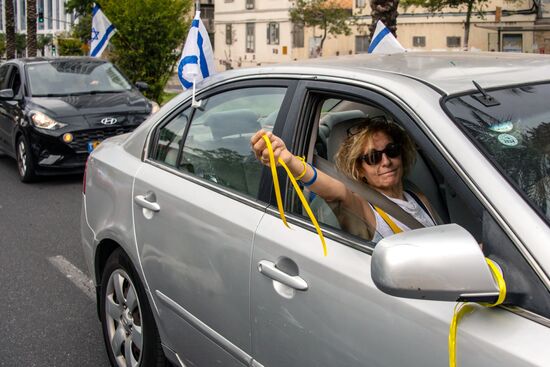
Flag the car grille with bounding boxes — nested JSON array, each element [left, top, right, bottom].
[[66, 126, 136, 152]]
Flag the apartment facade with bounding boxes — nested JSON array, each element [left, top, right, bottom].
[[354, 0, 550, 54], [1, 0, 77, 35], [215, 0, 550, 70]]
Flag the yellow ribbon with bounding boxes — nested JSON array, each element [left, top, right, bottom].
[[262, 135, 328, 256], [373, 206, 403, 234], [449, 258, 506, 367]]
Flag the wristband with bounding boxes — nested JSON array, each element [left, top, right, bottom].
[[301, 163, 317, 187], [294, 156, 308, 181]]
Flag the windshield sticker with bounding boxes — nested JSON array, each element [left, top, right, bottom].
[[497, 133, 519, 147], [489, 120, 514, 133]]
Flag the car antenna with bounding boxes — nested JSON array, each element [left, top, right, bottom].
[[472, 80, 500, 107]]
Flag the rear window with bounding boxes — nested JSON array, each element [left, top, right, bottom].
[[445, 83, 550, 223]]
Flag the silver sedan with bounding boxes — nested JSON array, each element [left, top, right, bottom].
[[82, 52, 550, 367]]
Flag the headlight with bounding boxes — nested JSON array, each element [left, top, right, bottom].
[[30, 111, 67, 130], [150, 101, 160, 114]]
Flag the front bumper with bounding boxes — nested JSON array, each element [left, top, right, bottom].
[[29, 125, 138, 174]]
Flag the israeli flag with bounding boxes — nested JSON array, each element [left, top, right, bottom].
[[90, 4, 116, 58], [368, 20, 406, 54], [178, 11, 216, 90]]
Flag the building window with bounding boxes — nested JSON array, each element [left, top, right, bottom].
[[292, 23, 304, 48], [226, 24, 232, 45], [246, 0, 254, 9], [246, 23, 255, 53], [267, 22, 279, 45], [356, 0, 366, 7], [502, 34, 523, 52], [355, 35, 369, 53], [447, 36, 461, 48], [413, 36, 426, 47]]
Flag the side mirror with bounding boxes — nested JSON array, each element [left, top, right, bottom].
[[0, 88, 14, 100], [135, 81, 148, 91], [371, 224, 500, 303]]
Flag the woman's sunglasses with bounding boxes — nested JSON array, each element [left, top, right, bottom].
[[359, 143, 402, 165]]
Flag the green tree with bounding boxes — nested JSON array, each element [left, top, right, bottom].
[[58, 38, 85, 55], [65, 0, 95, 15], [65, 0, 92, 45], [102, 0, 191, 102], [71, 14, 92, 45], [401, 0, 495, 49], [26, 0, 38, 57], [5, 0, 15, 59], [290, 0, 353, 56], [67, 0, 191, 103], [0, 34, 6, 58], [37, 34, 53, 56], [15, 34, 27, 58]]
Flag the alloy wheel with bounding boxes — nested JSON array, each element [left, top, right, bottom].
[[105, 269, 143, 367], [17, 139, 27, 177]]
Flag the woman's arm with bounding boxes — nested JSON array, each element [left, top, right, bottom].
[[251, 130, 351, 203]]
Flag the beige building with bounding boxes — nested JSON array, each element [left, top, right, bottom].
[[214, 0, 550, 71]]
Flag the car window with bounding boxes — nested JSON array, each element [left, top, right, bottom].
[[8, 67, 22, 95], [178, 87, 287, 197], [293, 96, 399, 241], [0, 65, 10, 90], [152, 109, 192, 166], [289, 93, 482, 245], [445, 83, 550, 224]]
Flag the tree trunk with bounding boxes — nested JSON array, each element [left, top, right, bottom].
[[369, 0, 400, 40], [319, 20, 327, 57], [463, 0, 474, 51], [6, 0, 16, 59], [27, 0, 37, 57]]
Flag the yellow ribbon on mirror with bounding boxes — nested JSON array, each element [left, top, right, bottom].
[[449, 258, 506, 367], [262, 135, 328, 256]]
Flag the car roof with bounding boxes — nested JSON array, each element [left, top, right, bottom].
[[222, 52, 550, 95]]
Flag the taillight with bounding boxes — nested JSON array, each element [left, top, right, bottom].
[[83, 157, 89, 194]]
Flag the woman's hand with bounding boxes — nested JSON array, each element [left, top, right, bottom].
[[250, 130, 292, 166]]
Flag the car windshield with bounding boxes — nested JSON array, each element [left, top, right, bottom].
[[445, 83, 550, 223], [26, 60, 132, 96]]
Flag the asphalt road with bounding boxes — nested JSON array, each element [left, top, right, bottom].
[[0, 155, 110, 366]]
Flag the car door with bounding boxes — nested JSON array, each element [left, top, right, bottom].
[[0, 64, 17, 153], [250, 80, 550, 367], [132, 80, 296, 366]]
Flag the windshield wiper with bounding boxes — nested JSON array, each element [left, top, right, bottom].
[[472, 80, 500, 107], [34, 90, 125, 97]]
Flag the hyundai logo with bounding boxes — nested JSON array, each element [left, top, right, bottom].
[[100, 117, 118, 125]]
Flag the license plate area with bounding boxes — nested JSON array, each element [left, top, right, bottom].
[[87, 140, 102, 153]]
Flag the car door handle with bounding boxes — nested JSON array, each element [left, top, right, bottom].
[[258, 260, 308, 291], [134, 194, 160, 212]]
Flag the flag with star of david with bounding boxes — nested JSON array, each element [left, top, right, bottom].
[[90, 4, 116, 58], [178, 11, 216, 90]]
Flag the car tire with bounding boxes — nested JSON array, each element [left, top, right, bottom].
[[100, 248, 168, 367], [16, 135, 36, 182]]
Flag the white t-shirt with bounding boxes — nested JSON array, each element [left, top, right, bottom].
[[372, 191, 435, 243]]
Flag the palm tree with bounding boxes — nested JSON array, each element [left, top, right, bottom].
[[26, 0, 38, 57], [369, 0, 400, 39], [6, 0, 16, 59]]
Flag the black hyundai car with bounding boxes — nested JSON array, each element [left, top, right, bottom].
[[0, 57, 159, 182]]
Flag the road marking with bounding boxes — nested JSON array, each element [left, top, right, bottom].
[[48, 255, 95, 300]]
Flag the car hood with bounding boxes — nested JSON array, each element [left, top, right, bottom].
[[28, 90, 149, 118]]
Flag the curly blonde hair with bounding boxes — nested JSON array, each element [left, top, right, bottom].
[[334, 117, 416, 182]]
